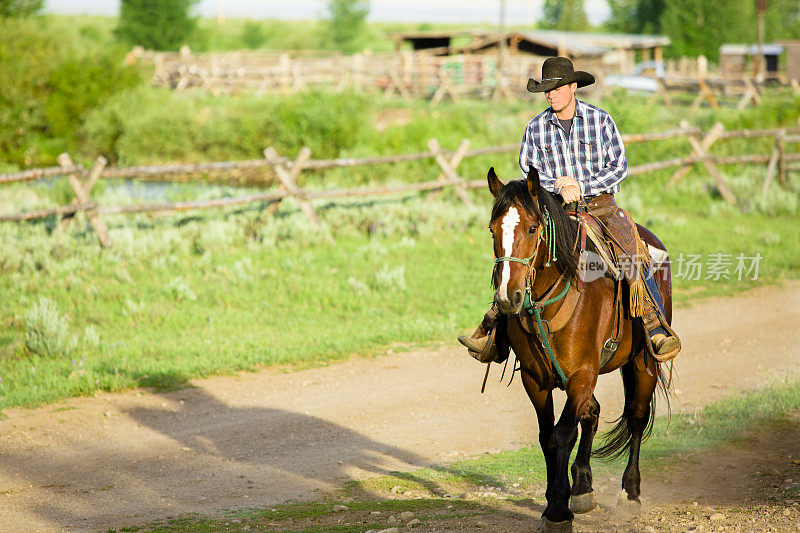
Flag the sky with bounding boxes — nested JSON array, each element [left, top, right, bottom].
[[44, 0, 612, 26]]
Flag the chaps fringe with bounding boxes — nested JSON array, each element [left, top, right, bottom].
[[629, 277, 647, 318]]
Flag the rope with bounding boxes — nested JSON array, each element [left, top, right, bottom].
[[522, 279, 572, 386]]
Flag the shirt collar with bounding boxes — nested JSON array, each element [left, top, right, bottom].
[[546, 99, 585, 125]]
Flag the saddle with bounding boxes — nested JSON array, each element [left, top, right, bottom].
[[566, 195, 655, 316]]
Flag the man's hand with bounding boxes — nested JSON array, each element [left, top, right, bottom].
[[554, 176, 581, 203]]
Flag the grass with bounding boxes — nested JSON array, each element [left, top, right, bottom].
[[1, 151, 799, 410], [0, 77, 799, 410], [114, 378, 800, 532]]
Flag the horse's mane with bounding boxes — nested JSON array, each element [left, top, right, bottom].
[[491, 180, 580, 281]]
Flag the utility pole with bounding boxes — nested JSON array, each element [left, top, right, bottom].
[[755, 0, 767, 79], [218, 0, 226, 24], [498, 0, 507, 73]]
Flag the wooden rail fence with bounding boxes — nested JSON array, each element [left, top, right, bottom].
[[140, 49, 800, 110], [1, 123, 798, 248]]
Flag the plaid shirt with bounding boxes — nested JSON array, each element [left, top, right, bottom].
[[519, 99, 627, 197]]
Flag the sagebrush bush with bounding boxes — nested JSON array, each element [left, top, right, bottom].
[[165, 277, 198, 301], [374, 265, 406, 291], [25, 297, 75, 358]]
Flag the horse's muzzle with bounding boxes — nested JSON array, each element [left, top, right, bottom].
[[495, 289, 524, 315]]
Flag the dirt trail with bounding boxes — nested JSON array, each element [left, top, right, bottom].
[[0, 281, 798, 532]]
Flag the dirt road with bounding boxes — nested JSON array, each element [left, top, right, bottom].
[[1, 281, 798, 532]]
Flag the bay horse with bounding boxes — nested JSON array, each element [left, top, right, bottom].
[[485, 167, 671, 532]]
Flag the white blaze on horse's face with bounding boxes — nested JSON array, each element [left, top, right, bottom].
[[497, 206, 521, 303]]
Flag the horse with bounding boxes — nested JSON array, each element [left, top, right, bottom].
[[485, 166, 671, 532]]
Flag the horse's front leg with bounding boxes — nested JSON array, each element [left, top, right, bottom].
[[569, 394, 600, 513], [543, 369, 598, 531], [519, 371, 555, 510]]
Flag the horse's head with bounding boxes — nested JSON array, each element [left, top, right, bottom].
[[487, 167, 547, 315]]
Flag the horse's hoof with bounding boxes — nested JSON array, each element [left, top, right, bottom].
[[569, 490, 596, 514], [541, 517, 573, 533], [614, 491, 642, 516]]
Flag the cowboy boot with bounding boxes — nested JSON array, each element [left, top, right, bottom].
[[458, 306, 500, 363], [640, 265, 681, 360], [642, 299, 680, 360]]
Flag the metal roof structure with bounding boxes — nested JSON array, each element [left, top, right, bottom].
[[719, 43, 785, 56], [394, 29, 670, 58]]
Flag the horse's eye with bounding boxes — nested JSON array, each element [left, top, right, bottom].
[[528, 226, 537, 235]]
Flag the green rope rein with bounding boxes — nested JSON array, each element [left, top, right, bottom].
[[522, 279, 572, 386], [492, 206, 569, 385], [542, 208, 557, 267]]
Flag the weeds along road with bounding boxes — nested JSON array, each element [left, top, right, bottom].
[[0, 281, 798, 532]]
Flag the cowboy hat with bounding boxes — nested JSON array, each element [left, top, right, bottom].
[[526, 57, 595, 93]]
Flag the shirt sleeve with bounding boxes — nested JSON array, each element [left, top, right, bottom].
[[519, 122, 557, 193], [579, 114, 628, 196]]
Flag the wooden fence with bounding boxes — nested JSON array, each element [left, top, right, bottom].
[[143, 49, 551, 102], [136, 49, 800, 111], [1, 123, 798, 248]]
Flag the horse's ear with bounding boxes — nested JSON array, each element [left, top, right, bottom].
[[526, 167, 540, 200], [487, 167, 505, 197]]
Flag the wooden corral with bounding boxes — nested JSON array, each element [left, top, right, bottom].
[[142, 48, 559, 101]]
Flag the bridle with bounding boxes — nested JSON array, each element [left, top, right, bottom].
[[492, 206, 575, 386], [493, 205, 560, 300]]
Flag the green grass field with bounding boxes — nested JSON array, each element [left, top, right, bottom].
[[1, 51, 799, 411], [1, 168, 798, 411]]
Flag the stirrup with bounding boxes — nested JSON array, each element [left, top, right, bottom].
[[458, 327, 499, 363], [648, 332, 681, 363]]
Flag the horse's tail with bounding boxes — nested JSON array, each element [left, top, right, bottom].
[[592, 361, 671, 460]]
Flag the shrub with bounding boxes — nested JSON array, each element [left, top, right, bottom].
[[45, 49, 143, 139], [241, 21, 266, 49], [165, 277, 198, 302], [374, 265, 406, 291], [0, 18, 60, 165], [25, 297, 75, 358]]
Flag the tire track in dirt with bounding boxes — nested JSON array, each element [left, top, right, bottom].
[[0, 281, 798, 531]]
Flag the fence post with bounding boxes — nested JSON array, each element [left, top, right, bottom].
[[763, 129, 784, 191], [427, 138, 473, 206], [667, 122, 735, 204], [58, 153, 112, 248], [263, 147, 320, 226], [778, 131, 787, 188], [430, 71, 458, 106], [427, 139, 470, 202], [667, 121, 724, 188], [58, 155, 108, 232]]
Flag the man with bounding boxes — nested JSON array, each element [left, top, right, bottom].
[[458, 57, 680, 363]]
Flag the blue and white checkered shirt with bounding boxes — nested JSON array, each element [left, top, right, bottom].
[[519, 99, 628, 197]]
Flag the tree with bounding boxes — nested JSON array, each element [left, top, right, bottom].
[[661, 0, 800, 60], [606, 0, 665, 34], [324, 0, 370, 53], [541, 0, 590, 31], [0, 0, 43, 17], [661, 0, 753, 60], [115, 0, 199, 51], [764, 0, 800, 41]]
